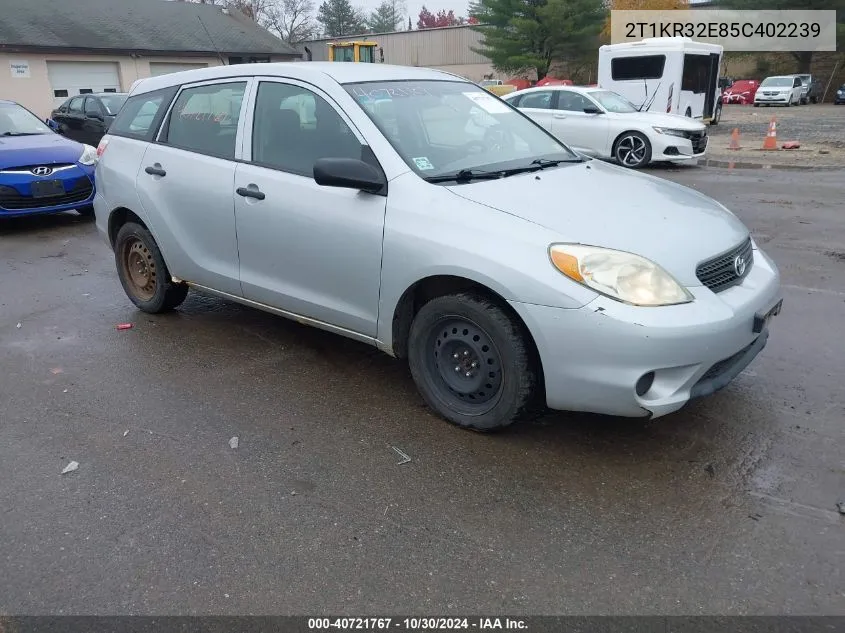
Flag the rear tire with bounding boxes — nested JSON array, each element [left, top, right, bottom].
[[711, 102, 722, 125], [114, 222, 188, 313], [407, 292, 539, 432]]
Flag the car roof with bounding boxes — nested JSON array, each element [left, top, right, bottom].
[[129, 62, 464, 96], [0, 99, 18, 105], [505, 85, 600, 97]]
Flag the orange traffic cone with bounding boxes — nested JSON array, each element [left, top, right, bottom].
[[729, 128, 742, 150], [762, 117, 778, 150]]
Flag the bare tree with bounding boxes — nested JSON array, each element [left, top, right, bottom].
[[265, 0, 319, 44]]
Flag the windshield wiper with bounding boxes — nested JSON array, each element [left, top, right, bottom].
[[423, 168, 505, 183], [424, 158, 582, 183], [1, 131, 45, 136], [497, 158, 582, 177]]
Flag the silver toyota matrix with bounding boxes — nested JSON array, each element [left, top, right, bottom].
[[93, 63, 783, 431]]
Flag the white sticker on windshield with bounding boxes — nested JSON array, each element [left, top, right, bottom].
[[413, 156, 435, 171], [463, 91, 511, 114]]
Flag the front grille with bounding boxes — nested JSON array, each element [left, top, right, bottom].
[[689, 132, 708, 154], [0, 177, 93, 210], [0, 163, 74, 174], [695, 236, 753, 293]]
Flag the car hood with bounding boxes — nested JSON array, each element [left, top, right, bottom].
[[0, 133, 83, 169], [760, 86, 791, 92], [445, 159, 749, 286], [616, 111, 706, 131]]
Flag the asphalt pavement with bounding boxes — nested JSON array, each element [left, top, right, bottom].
[[1, 164, 843, 615]]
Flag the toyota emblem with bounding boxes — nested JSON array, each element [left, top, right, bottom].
[[734, 255, 747, 277], [31, 166, 53, 176]]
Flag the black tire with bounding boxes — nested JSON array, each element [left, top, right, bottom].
[[613, 131, 652, 169], [76, 205, 95, 218], [407, 292, 539, 432], [711, 102, 722, 125], [753, 103, 759, 107], [114, 222, 188, 313]]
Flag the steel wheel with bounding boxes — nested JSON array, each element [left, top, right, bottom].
[[615, 133, 651, 168], [120, 238, 157, 302], [424, 316, 504, 416]]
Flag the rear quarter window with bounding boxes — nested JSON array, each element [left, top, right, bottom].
[[109, 86, 178, 141]]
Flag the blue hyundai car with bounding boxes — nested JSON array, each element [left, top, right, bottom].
[[0, 99, 97, 219]]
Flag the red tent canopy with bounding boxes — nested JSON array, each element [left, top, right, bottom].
[[535, 77, 573, 87], [505, 78, 532, 91]]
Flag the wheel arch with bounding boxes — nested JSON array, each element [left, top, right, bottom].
[[108, 207, 148, 247], [389, 274, 546, 401]]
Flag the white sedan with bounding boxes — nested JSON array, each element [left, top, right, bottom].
[[503, 86, 708, 169]]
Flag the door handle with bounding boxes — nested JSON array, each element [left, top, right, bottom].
[[236, 186, 265, 201], [145, 165, 166, 177], [553, 113, 567, 119]]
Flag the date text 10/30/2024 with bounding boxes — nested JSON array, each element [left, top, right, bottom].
[[308, 618, 528, 630]]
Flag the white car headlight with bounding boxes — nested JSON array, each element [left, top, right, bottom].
[[78, 144, 99, 166], [549, 244, 694, 307], [652, 127, 689, 138]]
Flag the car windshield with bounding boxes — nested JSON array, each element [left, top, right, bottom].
[[761, 77, 792, 87], [345, 80, 581, 179], [0, 103, 53, 136], [99, 95, 127, 115], [589, 90, 638, 113]]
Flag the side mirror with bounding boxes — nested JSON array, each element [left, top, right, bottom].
[[314, 157, 386, 195], [583, 106, 602, 114]]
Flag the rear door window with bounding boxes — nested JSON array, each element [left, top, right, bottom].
[[611, 55, 666, 81], [161, 81, 247, 159], [519, 91, 554, 109], [109, 86, 178, 141]]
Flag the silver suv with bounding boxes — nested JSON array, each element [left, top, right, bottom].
[[93, 63, 782, 431]]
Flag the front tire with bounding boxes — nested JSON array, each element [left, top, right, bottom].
[[407, 292, 539, 432], [614, 132, 652, 169], [114, 222, 188, 313]]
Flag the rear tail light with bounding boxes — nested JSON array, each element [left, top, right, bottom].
[[96, 138, 110, 158]]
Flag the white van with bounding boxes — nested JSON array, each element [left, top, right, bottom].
[[597, 37, 724, 124]]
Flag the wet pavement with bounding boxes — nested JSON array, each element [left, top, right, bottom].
[[1, 165, 843, 615]]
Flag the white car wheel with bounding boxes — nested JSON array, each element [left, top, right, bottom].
[[614, 132, 652, 169]]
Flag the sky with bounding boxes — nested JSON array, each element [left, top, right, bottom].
[[353, 0, 474, 29]]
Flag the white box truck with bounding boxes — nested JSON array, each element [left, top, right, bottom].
[[597, 37, 724, 124]]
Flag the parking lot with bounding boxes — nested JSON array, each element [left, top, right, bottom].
[[706, 104, 845, 166], [1, 163, 844, 615]]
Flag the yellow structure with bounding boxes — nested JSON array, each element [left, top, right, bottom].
[[327, 42, 379, 63], [484, 84, 516, 97]]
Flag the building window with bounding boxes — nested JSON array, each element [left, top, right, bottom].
[[53, 89, 69, 98], [79, 88, 93, 94]]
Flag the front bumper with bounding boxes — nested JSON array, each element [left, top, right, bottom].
[[0, 164, 95, 218], [652, 133, 707, 162], [755, 94, 790, 104], [509, 244, 782, 419]]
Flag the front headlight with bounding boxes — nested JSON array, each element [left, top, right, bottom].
[[78, 144, 98, 166], [549, 244, 694, 307], [652, 127, 689, 138]]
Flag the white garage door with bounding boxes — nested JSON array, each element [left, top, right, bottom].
[[47, 61, 121, 109], [149, 62, 209, 77]]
